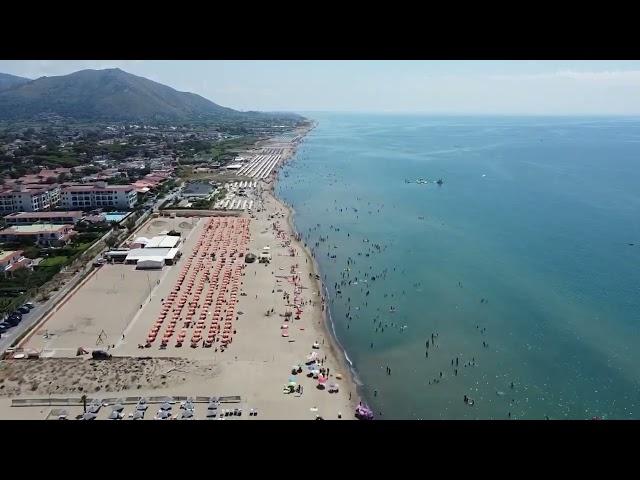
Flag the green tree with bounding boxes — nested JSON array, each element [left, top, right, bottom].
[[105, 232, 118, 248]]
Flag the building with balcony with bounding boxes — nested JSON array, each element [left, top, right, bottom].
[[0, 184, 61, 214], [60, 182, 137, 210], [0, 224, 76, 247], [4, 211, 84, 226], [0, 250, 32, 277]]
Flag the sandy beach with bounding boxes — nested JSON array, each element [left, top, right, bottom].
[[0, 124, 360, 420]]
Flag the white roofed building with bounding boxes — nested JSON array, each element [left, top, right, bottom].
[[145, 235, 181, 249], [125, 247, 181, 267]]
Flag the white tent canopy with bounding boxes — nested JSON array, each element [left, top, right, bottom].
[[125, 247, 180, 265], [146, 235, 180, 249], [136, 258, 164, 269]]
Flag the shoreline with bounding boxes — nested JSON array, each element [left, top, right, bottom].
[[265, 121, 362, 411], [279, 194, 363, 389]]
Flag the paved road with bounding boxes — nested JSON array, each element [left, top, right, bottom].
[[0, 190, 179, 356]]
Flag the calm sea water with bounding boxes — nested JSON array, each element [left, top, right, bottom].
[[276, 113, 640, 419]]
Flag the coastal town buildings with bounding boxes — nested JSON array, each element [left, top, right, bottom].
[[131, 170, 173, 193], [0, 249, 32, 276], [0, 224, 76, 247], [60, 182, 137, 210], [0, 184, 61, 214], [4, 211, 84, 226], [182, 181, 217, 200]]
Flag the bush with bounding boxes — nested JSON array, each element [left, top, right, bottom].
[[22, 246, 42, 259], [72, 232, 101, 244], [75, 222, 110, 234]]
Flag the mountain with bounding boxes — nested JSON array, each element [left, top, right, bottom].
[[0, 68, 300, 123], [0, 73, 31, 92]]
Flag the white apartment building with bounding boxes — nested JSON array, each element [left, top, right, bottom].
[[60, 182, 137, 210], [0, 185, 61, 214]]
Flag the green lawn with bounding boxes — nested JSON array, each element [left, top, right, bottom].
[[69, 242, 95, 256], [39, 256, 69, 267]]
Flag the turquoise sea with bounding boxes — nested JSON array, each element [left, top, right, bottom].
[[276, 113, 640, 419]]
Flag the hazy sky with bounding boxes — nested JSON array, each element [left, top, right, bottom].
[[2, 60, 640, 115]]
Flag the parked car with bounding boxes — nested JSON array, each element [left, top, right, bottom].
[[24, 302, 35, 310], [17, 306, 30, 314], [6, 317, 21, 327], [10, 311, 22, 320], [93, 258, 106, 267]]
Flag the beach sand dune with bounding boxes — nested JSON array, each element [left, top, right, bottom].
[[0, 357, 214, 398]]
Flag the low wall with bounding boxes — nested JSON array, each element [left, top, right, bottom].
[[160, 209, 241, 217]]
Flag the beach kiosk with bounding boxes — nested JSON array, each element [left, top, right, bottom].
[[259, 246, 272, 263]]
